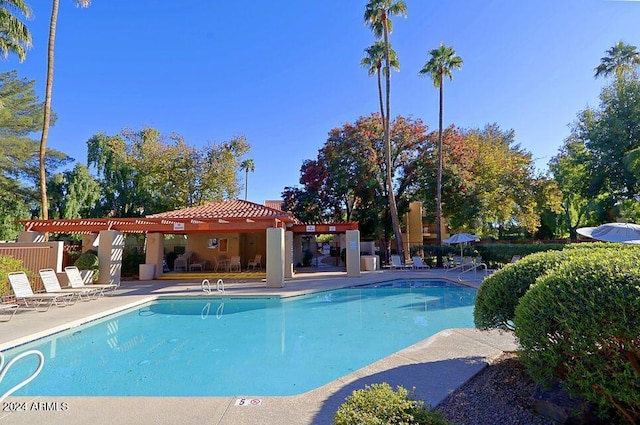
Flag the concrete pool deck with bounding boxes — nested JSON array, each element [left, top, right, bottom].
[[0, 269, 517, 425]]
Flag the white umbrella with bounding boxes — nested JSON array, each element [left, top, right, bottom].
[[443, 233, 480, 257], [577, 222, 640, 244]]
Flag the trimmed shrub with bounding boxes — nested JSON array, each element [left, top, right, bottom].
[[473, 244, 639, 330], [474, 250, 570, 330], [514, 249, 640, 423], [333, 383, 449, 425], [0, 255, 26, 297], [74, 250, 99, 270]]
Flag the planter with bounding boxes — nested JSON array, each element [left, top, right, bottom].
[[139, 264, 155, 280]]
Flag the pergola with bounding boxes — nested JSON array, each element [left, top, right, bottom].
[[19, 216, 292, 235], [17, 200, 362, 287]]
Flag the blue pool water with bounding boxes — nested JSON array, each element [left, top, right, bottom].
[[1, 280, 476, 397]]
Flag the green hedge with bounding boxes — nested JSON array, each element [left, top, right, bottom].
[[474, 243, 565, 267], [474, 244, 639, 330], [514, 249, 640, 423], [334, 383, 449, 425], [474, 250, 570, 330]]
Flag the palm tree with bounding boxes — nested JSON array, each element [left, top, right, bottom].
[[419, 43, 463, 267], [594, 41, 640, 80], [0, 0, 32, 62], [361, 41, 399, 122], [39, 0, 90, 220], [240, 159, 255, 201], [364, 0, 407, 262]]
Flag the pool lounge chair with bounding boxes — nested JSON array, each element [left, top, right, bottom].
[[412, 256, 430, 270], [39, 268, 99, 301], [65, 266, 117, 296], [8, 271, 75, 312], [0, 297, 19, 322], [390, 255, 408, 270]]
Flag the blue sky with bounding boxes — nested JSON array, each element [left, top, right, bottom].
[[4, 0, 640, 203]]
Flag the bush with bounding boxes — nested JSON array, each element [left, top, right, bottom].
[[121, 246, 145, 276], [473, 244, 637, 330], [74, 250, 99, 270], [474, 249, 570, 330], [334, 383, 449, 425], [474, 243, 564, 267], [0, 255, 27, 297], [514, 249, 640, 423], [302, 249, 313, 267]]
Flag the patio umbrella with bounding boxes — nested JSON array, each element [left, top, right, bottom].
[[577, 222, 640, 244], [443, 233, 480, 257]]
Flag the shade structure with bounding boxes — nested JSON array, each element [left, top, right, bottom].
[[577, 222, 640, 244], [443, 233, 480, 257], [443, 233, 480, 244]]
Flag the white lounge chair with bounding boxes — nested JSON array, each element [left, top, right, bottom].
[[247, 254, 262, 271], [390, 255, 407, 270], [39, 269, 99, 301], [0, 297, 19, 322], [65, 266, 117, 296], [412, 256, 430, 270], [8, 271, 74, 312]]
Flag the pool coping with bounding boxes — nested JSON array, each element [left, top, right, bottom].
[[1, 270, 515, 425]]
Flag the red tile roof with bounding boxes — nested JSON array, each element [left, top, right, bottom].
[[147, 200, 295, 221]]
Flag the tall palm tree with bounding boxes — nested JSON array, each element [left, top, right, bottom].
[[594, 41, 640, 80], [39, 0, 90, 220], [419, 43, 463, 267], [364, 0, 407, 261], [361, 41, 399, 122], [0, 0, 32, 62], [240, 159, 255, 201]]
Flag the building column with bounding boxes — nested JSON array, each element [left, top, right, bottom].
[[98, 230, 124, 286], [266, 227, 284, 288], [346, 230, 361, 278], [81, 234, 99, 252], [285, 230, 294, 278], [145, 232, 165, 278], [293, 234, 303, 267]]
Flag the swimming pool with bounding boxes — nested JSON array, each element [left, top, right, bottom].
[[1, 280, 476, 397]]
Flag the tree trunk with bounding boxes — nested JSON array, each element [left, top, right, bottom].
[[39, 0, 59, 220], [436, 74, 444, 267], [376, 68, 385, 122], [382, 18, 404, 262]]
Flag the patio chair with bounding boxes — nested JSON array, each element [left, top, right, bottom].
[[229, 256, 241, 272], [189, 259, 208, 272], [0, 297, 19, 322], [215, 255, 229, 272], [390, 255, 406, 270], [247, 254, 262, 271], [411, 256, 430, 270], [65, 266, 117, 296], [8, 271, 75, 312], [173, 252, 193, 271], [39, 269, 99, 301]]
